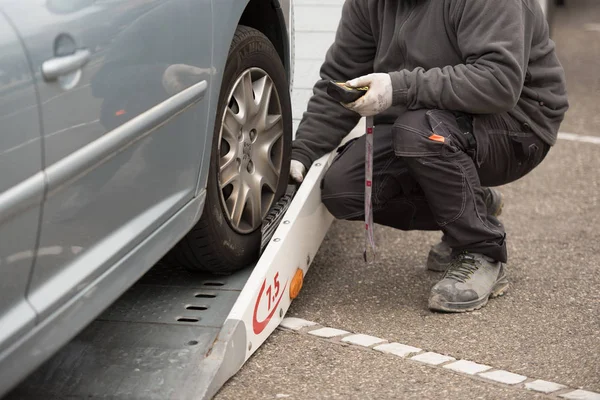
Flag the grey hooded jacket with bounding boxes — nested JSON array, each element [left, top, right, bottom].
[[291, 0, 569, 170]]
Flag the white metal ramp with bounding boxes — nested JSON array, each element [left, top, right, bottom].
[[4, 148, 340, 400]]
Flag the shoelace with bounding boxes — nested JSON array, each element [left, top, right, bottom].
[[444, 253, 479, 283]]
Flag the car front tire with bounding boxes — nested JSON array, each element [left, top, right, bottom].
[[169, 26, 292, 274]]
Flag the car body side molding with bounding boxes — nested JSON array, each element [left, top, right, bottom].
[[45, 80, 208, 195]]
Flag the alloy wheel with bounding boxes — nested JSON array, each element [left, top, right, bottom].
[[217, 68, 285, 234]]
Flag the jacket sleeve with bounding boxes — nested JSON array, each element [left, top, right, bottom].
[[389, 0, 529, 114], [291, 0, 376, 170]]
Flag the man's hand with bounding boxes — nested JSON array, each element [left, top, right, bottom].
[[344, 73, 393, 117], [290, 160, 306, 183]]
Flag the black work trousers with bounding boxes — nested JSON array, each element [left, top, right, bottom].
[[321, 109, 549, 263]]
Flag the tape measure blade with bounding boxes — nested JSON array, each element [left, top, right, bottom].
[[364, 116, 376, 263]]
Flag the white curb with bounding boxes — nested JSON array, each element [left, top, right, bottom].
[[280, 317, 317, 330], [374, 343, 422, 358], [479, 370, 527, 385], [559, 390, 600, 400], [341, 334, 387, 347], [525, 380, 567, 394], [277, 318, 600, 398], [443, 360, 491, 375], [307, 327, 350, 338], [410, 352, 455, 365]]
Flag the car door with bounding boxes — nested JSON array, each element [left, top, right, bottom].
[[2, 0, 213, 320], [0, 11, 42, 354]]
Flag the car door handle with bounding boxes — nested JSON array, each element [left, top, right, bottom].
[[42, 49, 91, 81]]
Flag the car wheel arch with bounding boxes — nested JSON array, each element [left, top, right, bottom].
[[238, 0, 291, 80]]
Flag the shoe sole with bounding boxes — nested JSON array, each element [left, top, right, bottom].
[[428, 274, 509, 313]]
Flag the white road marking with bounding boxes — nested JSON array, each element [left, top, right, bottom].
[[279, 318, 600, 397], [411, 352, 455, 365], [6, 250, 34, 264], [558, 132, 600, 145], [479, 370, 527, 385], [443, 360, 491, 375], [374, 343, 421, 357], [526, 380, 567, 394], [37, 246, 63, 257], [583, 23, 600, 32], [341, 334, 387, 347]]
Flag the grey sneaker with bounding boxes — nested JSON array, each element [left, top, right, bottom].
[[428, 252, 509, 313], [426, 187, 504, 272]]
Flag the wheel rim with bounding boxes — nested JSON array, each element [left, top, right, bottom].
[[217, 68, 285, 234]]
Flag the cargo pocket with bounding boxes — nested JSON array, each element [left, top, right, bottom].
[[392, 110, 462, 158], [392, 125, 456, 157]]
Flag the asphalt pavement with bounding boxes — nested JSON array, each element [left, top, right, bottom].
[[216, 1, 600, 399]]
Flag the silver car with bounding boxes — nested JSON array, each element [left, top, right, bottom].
[[0, 0, 293, 395]]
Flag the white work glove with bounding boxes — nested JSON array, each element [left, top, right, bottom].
[[290, 160, 306, 183], [344, 73, 393, 117]]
